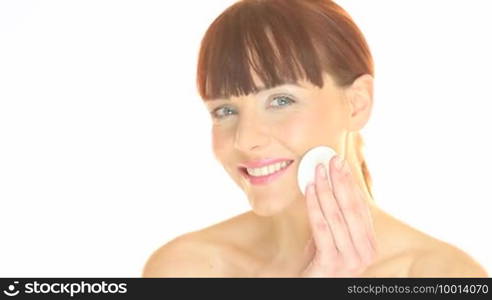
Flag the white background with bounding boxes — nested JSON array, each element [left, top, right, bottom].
[[1, 0, 491, 276]]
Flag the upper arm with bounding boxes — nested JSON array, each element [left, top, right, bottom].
[[142, 235, 223, 278], [409, 248, 488, 277]]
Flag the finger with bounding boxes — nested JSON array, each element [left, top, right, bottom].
[[304, 182, 337, 263], [303, 237, 315, 257], [352, 187, 377, 252], [363, 202, 378, 254], [300, 237, 316, 269], [330, 156, 375, 264], [315, 163, 359, 265], [349, 178, 378, 254]]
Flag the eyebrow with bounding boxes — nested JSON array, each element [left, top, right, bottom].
[[205, 83, 304, 102]]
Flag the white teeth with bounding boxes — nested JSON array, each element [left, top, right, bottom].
[[246, 161, 291, 177]]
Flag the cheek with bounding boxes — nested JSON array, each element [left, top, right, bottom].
[[211, 126, 234, 162], [273, 110, 341, 152], [274, 115, 312, 148], [309, 110, 341, 141]]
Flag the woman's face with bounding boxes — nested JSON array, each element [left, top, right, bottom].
[[205, 72, 352, 216]]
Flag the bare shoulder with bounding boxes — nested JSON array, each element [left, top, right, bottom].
[[372, 208, 488, 277], [408, 242, 488, 277], [142, 232, 227, 277], [142, 212, 256, 278]]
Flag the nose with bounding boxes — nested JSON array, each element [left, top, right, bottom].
[[234, 113, 271, 152]]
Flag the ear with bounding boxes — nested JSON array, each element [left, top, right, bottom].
[[345, 74, 374, 131]]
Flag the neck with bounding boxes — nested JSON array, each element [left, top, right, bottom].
[[269, 195, 312, 260]]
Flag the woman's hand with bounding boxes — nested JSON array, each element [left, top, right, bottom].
[[300, 155, 378, 277]]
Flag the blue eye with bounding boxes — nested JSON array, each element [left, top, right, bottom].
[[211, 106, 236, 120], [270, 95, 295, 108]]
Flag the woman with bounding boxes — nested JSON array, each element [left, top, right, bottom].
[[143, 0, 488, 277]]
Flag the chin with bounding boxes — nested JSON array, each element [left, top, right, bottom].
[[248, 192, 300, 217]]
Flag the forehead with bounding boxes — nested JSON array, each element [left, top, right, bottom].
[[199, 8, 327, 101], [205, 71, 337, 103]]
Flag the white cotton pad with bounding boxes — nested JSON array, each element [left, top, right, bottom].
[[297, 146, 339, 195]]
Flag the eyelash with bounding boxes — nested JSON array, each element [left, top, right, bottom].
[[211, 95, 296, 120]]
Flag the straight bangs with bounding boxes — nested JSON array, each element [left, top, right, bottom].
[[196, 0, 375, 197], [197, 0, 325, 101]]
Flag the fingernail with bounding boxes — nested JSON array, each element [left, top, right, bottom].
[[305, 182, 314, 196], [343, 161, 350, 174], [335, 155, 344, 171], [317, 163, 327, 179]]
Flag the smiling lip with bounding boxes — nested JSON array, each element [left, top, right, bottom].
[[238, 159, 294, 186]]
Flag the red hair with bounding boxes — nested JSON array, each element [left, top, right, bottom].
[[197, 0, 374, 198]]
